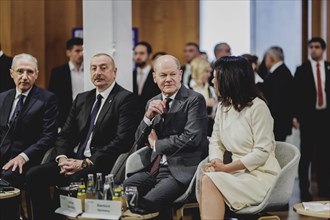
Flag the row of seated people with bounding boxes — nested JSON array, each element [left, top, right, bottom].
[[0, 51, 325, 220]]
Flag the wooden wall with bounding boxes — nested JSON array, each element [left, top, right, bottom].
[[0, 0, 82, 88], [132, 0, 199, 65]]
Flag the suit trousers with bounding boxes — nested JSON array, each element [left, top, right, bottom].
[[123, 165, 187, 218], [26, 161, 98, 220], [299, 109, 330, 197]]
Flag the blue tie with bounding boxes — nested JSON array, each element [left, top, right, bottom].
[[10, 94, 25, 122], [77, 94, 103, 159]]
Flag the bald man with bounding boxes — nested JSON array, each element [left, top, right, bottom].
[[124, 55, 208, 218]]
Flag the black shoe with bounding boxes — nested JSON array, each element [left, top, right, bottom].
[[301, 192, 313, 202]]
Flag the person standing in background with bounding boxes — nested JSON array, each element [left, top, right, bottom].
[[48, 37, 84, 128], [263, 46, 294, 141], [133, 41, 160, 120], [0, 43, 15, 92], [182, 42, 200, 86], [294, 37, 330, 201]]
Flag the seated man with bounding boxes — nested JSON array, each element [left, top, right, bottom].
[[124, 55, 209, 219], [0, 53, 58, 189], [26, 53, 139, 219]]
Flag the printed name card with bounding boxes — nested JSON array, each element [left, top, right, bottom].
[[81, 199, 121, 220], [55, 195, 82, 218]]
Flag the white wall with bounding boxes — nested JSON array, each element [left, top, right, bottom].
[[83, 1, 133, 91], [200, 1, 250, 62], [250, 0, 302, 74]]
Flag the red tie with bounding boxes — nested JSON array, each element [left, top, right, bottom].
[[316, 62, 324, 107]]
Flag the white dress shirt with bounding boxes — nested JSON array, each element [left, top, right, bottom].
[[136, 65, 151, 95], [69, 61, 84, 100]]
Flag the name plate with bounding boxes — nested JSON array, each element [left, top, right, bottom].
[[81, 199, 121, 220], [55, 195, 82, 218]]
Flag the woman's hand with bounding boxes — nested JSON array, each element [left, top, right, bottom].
[[204, 158, 227, 172]]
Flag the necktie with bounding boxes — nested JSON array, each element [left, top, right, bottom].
[[10, 94, 25, 122], [150, 98, 172, 175], [77, 94, 103, 159], [316, 62, 323, 107]]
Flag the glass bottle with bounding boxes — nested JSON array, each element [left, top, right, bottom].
[[86, 174, 96, 199], [76, 178, 86, 211], [103, 175, 112, 200], [95, 173, 103, 200]]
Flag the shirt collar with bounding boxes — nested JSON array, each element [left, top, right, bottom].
[[69, 61, 84, 72], [137, 65, 151, 75], [15, 86, 33, 99], [310, 58, 325, 66], [270, 61, 283, 73], [96, 81, 115, 100], [0, 51, 3, 57]]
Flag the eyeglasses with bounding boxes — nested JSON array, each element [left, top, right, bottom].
[[13, 68, 36, 76], [309, 45, 321, 49]]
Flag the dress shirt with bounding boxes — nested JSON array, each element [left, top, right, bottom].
[[69, 61, 84, 100], [269, 61, 284, 74], [9, 87, 33, 162], [310, 59, 327, 109], [136, 65, 151, 95], [0, 50, 3, 57], [183, 64, 191, 86]]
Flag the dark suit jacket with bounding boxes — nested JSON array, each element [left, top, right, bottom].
[[0, 85, 58, 166], [0, 54, 15, 93], [133, 68, 160, 119], [294, 60, 330, 125], [261, 63, 294, 140], [135, 85, 209, 185], [54, 83, 139, 173], [48, 63, 73, 127]]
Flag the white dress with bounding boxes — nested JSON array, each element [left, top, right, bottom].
[[205, 97, 281, 211]]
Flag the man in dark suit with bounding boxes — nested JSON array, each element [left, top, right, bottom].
[[26, 53, 139, 219], [0, 44, 15, 92], [124, 55, 209, 218], [262, 46, 294, 141], [133, 41, 160, 120], [48, 37, 84, 128], [0, 53, 58, 189], [294, 37, 330, 201], [182, 42, 200, 87]]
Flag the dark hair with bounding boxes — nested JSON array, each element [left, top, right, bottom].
[[66, 38, 83, 50], [214, 42, 231, 56], [135, 41, 153, 54], [152, 51, 166, 60], [241, 54, 258, 66], [214, 56, 266, 112], [186, 42, 200, 52], [309, 37, 326, 49]]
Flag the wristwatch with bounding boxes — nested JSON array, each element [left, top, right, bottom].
[[82, 159, 89, 169]]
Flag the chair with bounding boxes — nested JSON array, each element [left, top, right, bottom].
[[195, 141, 301, 220], [125, 147, 201, 220]]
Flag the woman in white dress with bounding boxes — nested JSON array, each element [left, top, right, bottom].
[[199, 56, 281, 219]]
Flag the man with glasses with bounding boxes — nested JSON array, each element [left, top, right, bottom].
[[0, 53, 58, 189], [294, 37, 330, 201]]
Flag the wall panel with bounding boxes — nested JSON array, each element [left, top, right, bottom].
[[132, 0, 199, 64]]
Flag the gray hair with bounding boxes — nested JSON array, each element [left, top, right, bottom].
[[12, 53, 39, 71], [266, 46, 284, 62], [153, 55, 181, 72]]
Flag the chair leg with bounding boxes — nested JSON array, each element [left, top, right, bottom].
[[174, 203, 199, 220]]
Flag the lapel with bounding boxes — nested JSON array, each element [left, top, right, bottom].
[[307, 61, 317, 92], [80, 90, 96, 132], [64, 64, 73, 100], [2, 90, 15, 124], [141, 69, 155, 94], [92, 83, 118, 134], [19, 86, 39, 120], [163, 85, 188, 127], [324, 61, 330, 88]]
